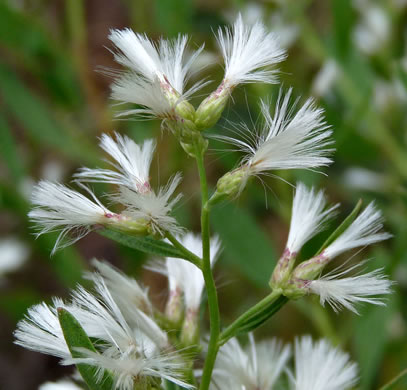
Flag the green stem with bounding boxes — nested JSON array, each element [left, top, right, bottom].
[[165, 232, 202, 268], [195, 148, 220, 390], [379, 368, 407, 390], [218, 290, 284, 346]]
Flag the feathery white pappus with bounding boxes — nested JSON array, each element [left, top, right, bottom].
[[149, 233, 221, 312], [217, 88, 333, 191], [74, 133, 155, 193], [211, 334, 290, 390], [39, 380, 82, 390], [115, 172, 184, 236], [322, 202, 392, 259], [217, 13, 286, 87], [291, 336, 358, 390], [286, 183, 338, 255], [308, 266, 393, 314], [28, 181, 114, 254], [109, 28, 205, 119], [14, 265, 191, 390]]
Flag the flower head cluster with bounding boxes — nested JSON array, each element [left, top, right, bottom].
[[211, 335, 357, 390], [148, 233, 221, 343], [271, 183, 393, 313], [29, 133, 183, 253], [15, 262, 191, 390], [109, 29, 204, 121]]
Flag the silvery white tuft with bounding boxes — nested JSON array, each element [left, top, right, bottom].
[[211, 334, 290, 390], [291, 336, 358, 390], [308, 265, 393, 314], [87, 259, 152, 314], [75, 133, 155, 193], [14, 298, 70, 360], [150, 233, 221, 312], [115, 172, 184, 236], [217, 13, 286, 88], [323, 202, 392, 260], [286, 183, 338, 255], [109, 28, 205, 119], [28, 181, 116, 254], [39, 380, 82, 390]]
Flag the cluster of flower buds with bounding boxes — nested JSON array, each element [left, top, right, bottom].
[[270, 183, 392, 313]]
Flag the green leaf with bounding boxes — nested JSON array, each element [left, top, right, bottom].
[[58, 308, 114, 390], [99, 229, 186, 259], [0, 114, 26, 182], [317, 199, 363, 255], [211, 203, 277, 286], [0, 62, 98, 165]]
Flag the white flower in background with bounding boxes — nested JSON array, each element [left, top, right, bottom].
[[343, 167, 388, 192], [286, 183, 338, 256], [28, 181, 119, 254], [211, 334, 291, 390], [291, 336, 358, 390], [87, 259, 152, 314], [116, 172, 184, 236], [15, 271, 190, 390], [373, 78, 407, 112], [216, 14, 286, 88], [39, 380, 82, 390], [0, 237, 29, 279], [308, 266, 393, 313], [109, 28, 204, 119], [311, 59, 341, 98], [322, 202, 391, 259], [151, 233, 221, 313], [353, 3, 390, 55], [75, 133, 155, 193]]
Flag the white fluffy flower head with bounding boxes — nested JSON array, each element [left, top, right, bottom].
[[212, 335, 290, 390], [109, 28, 204, 119], [292, 336, 358, 390], [323, 202, 392, 259], [217, 13, 286, 87], [28, 181, 113, 254], [75, 133, 155, 193], [308, 265, 393, 314], [286, 183, 338, 254], [116, 172, 184, 236]]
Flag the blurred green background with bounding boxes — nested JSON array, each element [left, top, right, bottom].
[[1, 0, 406, 388]]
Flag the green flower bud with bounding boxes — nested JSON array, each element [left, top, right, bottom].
[[269, 249, 297, 290], [292, 254, 328, 281], [195, 82, 232, 130], [175, 99, 196, 122], [181, 309, 199, 345], [106, 214, 150, 235], [209, 166, 249, 205]]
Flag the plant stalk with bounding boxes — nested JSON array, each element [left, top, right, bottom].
[[195, 147, 220, 390]]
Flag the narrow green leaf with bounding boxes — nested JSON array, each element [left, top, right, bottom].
[[211, 203, 277, 286], [58, 308, 114, 390], [317, 199, 363, 255], [0, 62, 98, 165], [99, 229, 185, 259], [0, 114, 26, 181]]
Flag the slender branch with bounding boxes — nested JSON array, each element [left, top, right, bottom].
[[379, 368, 407, 390], [195, 147, 221, 390], [165, 231, 203, 268], [218, 290, 285, 346]]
